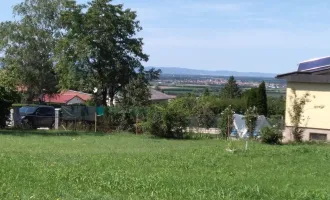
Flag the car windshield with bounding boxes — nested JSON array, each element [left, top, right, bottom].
[[19, 107, 37, 115]]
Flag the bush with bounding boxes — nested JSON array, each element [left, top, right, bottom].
[[194, 97, 216, 129], [145, 104, 189, 139], [102, 106, 148, 132], [260, 126, 283, 145]]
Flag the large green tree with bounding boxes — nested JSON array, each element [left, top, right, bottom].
[[256, 81, 268, 116], [56, 0, 160, 106], [0, 0, 67, 102], [220, 76, 242, 99], [246, 88, 258, 108]]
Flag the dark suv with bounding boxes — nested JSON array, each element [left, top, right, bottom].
[[19, 106, 55, 129]]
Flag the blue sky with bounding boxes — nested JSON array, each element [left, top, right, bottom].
[[2, 0, 330, 73]]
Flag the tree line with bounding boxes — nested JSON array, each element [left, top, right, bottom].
[[204, 76, 282, 117]]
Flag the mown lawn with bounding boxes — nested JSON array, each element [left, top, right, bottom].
[[0, 131, 330, 200]]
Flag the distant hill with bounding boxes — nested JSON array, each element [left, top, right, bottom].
[[146, 67, 276, 78]]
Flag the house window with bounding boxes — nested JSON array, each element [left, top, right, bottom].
[[309, 133, 327, 141]]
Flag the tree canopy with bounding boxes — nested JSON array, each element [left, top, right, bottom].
[[220, 76, 242, 99], [0, 0, 67, 102], [246, 88, 258, 108], [256, 81, 268, 116], [56, 0, 160, 106]]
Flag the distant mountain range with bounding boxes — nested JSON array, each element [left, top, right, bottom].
[[146, 67, 276, 78]]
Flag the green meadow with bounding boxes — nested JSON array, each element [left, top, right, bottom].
[[0, 131, 329, 199]]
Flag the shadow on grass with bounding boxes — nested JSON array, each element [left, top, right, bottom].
[[0, 129, 110, 137]]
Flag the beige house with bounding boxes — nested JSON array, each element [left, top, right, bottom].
[[277, 56, 330, 142]]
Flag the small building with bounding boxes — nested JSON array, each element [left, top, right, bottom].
[[277, 56, 330, 142], [150, 89, 176, 103], [43, 90, 92, 105], [112, 89, 175, 106], [231, 114, 270, 138]]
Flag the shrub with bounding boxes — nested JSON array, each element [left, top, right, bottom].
[[102, 106, 148, 132], [260, 126, 283, 145], [145, 104, 189, 139], [194, 97, 216, 128], [218, 105, 234, 139]]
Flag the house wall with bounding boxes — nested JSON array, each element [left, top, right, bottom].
[[285, 82, 330, 141], [67, 97, 85, 105]]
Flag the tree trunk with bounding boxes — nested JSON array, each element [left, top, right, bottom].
[[102, 88, 107, 106], [109, 96, 114, 107], [108, 87, 115, 107]]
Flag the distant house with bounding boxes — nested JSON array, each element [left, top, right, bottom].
[[112, 88, 175, 106], [277, 56, 330, 142], [43, 90, 92, 105], [231, 114, 270, 138], [150, 89, 176, 103]]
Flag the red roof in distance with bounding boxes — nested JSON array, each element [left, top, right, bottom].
[[43, 90, 92, 104]]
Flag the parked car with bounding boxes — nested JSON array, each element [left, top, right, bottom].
[[19, 105, 55, 129]]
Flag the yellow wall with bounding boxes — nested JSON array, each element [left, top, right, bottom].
[[286, 82, 330, 129]]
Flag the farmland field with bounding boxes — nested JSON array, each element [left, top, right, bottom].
[[0, 131, 329, 199]]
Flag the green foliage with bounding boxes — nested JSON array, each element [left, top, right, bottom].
[[194, 97, 216, 129], [102, 106, 148, 132], [219, 105, 235, 138], [154, 84, 161, 91], [145, 103, 190, 139], [256, 81, 268, 116], [260, 126, 283, 145], [85, 99, 96, 106], [0, 0, 65, 101], [118, 75, 151, 107], [167, 96, 197, 116], [202, 88, 210, 96], [56, 0, 160, 106], [244, 107, 258, 139], [0, 87, 20, 128], [220, 76, 242, 99], [288, 89, 311, 142], [268, 96, 285, 116], [244, 81, 268, 116], [246, 88, 258, 108]]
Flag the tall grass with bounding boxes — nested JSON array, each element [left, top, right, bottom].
[[0, 131, 329, 199]]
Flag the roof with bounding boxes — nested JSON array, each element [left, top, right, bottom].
[[298, 56, 330, 72], [276, 56, 330, 80], [43, 90, 92, 104], [150, 89, 176, 101], [44, 94, 84, 104], [62, 90, 92, 101]]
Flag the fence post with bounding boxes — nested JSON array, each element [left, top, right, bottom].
[[55, 108, 61, 130], [10, 107, 20, 128], [95, 112, 97, 133]]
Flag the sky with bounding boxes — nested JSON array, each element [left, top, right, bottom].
[[2, 0, 330, 73]]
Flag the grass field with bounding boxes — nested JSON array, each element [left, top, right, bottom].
[[0, 131, 330, 199]]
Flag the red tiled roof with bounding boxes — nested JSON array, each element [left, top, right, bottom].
[[43, 90, 92, 104], [61, 90, 92, 101], [44, 94, 79, 104]]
